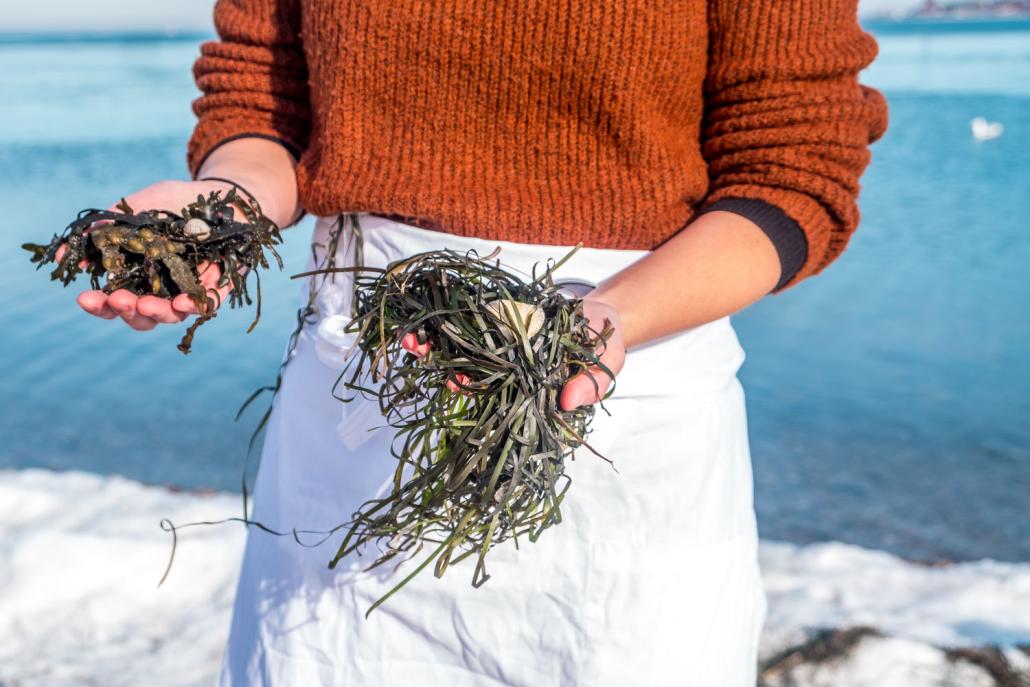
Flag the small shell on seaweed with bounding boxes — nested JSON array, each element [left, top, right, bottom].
[[483, 299, 545, 340], [183, 218, 212, 241]]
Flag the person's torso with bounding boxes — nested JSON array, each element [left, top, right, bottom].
[[294, 1, 713, 249]]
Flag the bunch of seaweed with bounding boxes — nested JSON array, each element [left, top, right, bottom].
[[297, 245, 616, 615], [22, 188, 281, 353]]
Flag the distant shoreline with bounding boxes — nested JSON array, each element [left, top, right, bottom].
[[862, 15, 1030, 33], [1, 16, 1029, 45], [0, 31, 214, 45]]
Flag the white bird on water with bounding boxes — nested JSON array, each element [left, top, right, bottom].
[[971, 117, 1004, 142]]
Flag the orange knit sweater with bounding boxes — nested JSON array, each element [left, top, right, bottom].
[[187, 0, 888, 288]]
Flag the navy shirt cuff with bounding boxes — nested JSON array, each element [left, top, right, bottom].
[[191, 133, 306, 227]]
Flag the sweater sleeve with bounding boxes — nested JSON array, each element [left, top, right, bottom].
[[699, 0, 888, 289], [187, 0, 310, 177]]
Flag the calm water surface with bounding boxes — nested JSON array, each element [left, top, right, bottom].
[[0, 27, 1027, 562]]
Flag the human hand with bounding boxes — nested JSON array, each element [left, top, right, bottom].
[[399, 332, 471, 392], [558, 297, 625, 411], [64, 180, 236, 331], [397, 296, 625, 408]]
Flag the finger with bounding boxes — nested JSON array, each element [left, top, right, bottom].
[[560, 321, 625, 410], [170, 261, 231, 315], [208, 280, 233, 309], [171, 277, 228, 316], [107, 289, 139, 313], [197, 261, 232, 308], [107, 289, 157, 330], [76, 290, 118, 319], [171, 293, 201, 316], [198, 261, 237, 304], [170, 281, 231, 315], [401, 332, 432, 357], [196, 261, 223, 289], [446, 373, 472, 393], [559, 366, 616, 411], [136, 295, 186, 324], [118, 309, 158, 331]]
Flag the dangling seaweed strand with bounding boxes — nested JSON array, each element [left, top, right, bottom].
[[158, 213, 360, 587]]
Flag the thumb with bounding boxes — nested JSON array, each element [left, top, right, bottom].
[[400, 331, 432, 357], [559, 306, 625, 411], [559, 365, 616, 411]]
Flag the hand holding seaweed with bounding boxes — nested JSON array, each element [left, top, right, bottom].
[[297, 245, 618, 615], [558, 296, 626, 410], [401, 296, 626, 410], [23, 182, 282, 353]]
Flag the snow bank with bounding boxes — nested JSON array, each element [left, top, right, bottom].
[[759, 541, 1030, 685], [760, 540, 1030, 651], [1, 469, 1028, 686], [0, 469, 243, 687]]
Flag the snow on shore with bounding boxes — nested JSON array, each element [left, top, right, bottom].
[[759, 542, 1030, 685], [1, 469, 1028, 686], [0, 470, 243, 687]]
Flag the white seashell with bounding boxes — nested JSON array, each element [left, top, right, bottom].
[[183, 218, 212, 241], [483, 299, 545, 341]]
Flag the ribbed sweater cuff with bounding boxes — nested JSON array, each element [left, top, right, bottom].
[[702, 197, 809, 292]]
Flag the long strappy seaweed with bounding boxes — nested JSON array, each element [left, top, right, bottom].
[[295, 242, 616, 616]]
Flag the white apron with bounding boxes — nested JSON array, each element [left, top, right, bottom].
[[219, 214, 766, 686]]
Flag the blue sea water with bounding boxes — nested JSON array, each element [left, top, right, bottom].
[[0, 26, 1026, 563]]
